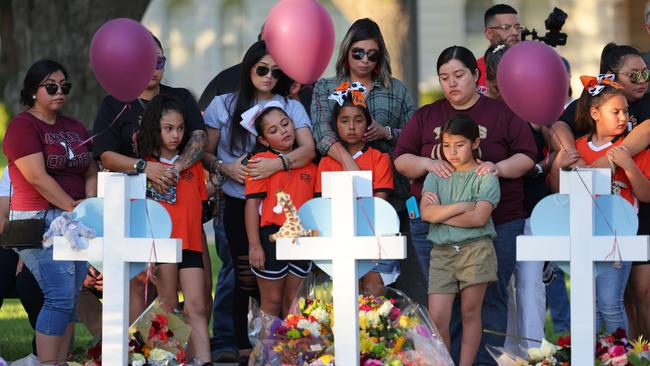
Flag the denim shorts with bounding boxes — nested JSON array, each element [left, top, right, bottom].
[[13, 209, 87, 336]]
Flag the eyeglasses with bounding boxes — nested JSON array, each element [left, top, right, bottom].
[[620, 69, 650, 84], [488, 24, 523, 32], [156, 56, 167, 70], [39, 82, 72, 95], [350, 48, 380, 62], [255, 66, 283, 79]]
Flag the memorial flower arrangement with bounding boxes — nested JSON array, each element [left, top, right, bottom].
[[248, 278, 454, 365], [489, 329, 650, 366]]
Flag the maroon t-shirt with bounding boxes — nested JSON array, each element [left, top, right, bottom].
[[393, 96, 536, 225], [3, 111, 92, 210]]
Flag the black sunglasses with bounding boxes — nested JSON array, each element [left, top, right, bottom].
[[40, 82, 72, 96], [156, 56, 166, 70], [255, 66, 283, 79], [350, 47, 380, 62]]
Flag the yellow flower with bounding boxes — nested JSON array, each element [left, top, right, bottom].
[[630, 335, 650, 354], [394, 336, 405, 352], [359, 312, 369, 330], [319, 354, 334, 363], [399, 315, 411, 328], [273, 344, 284, 352]]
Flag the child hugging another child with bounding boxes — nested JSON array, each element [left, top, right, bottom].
[[244, 102, 317, 318], [315, 81, 396, 292], [136, 94, 211, 364], [421, 114, 500, 366]]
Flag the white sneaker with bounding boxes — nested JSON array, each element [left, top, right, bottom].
[[10, 354, 39, 366]]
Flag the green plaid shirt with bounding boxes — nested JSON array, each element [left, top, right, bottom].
[[310, 76, 416, 155]]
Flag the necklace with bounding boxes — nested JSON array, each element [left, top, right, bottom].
[[29, 108, 56, 125]]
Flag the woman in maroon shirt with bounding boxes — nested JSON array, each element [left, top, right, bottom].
[[3, 60, 97, 364], [393, 46, 535, 364]]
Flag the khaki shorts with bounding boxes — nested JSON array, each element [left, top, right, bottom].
[[428, 237, 498, 294]]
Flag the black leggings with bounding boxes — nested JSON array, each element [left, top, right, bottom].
[[0, 248, 44, 355], [223, 195, 259, 349]]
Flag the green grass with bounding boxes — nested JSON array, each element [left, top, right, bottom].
[[0, 239, 221, 361]]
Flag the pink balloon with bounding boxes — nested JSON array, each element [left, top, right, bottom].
[[497, 41, 569, 125], [263, 0, 335, 85], [90, 18, 157, 102]]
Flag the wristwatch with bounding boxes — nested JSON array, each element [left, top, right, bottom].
[[532, 163, 543, 177], [134, 159, 147, 173], [385, 126, 393, 141]]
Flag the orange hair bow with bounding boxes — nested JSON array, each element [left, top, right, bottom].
[[328, 81, 367, 108], [580, 74, 624, 96]]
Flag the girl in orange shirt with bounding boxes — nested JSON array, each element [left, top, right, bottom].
[[136, 94, 210, 363]]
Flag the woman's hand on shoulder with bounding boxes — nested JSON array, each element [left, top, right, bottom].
[[222, 155, 247, 184], [476, 160, 500, 177], [363, 118, 390, 142], [246, 156, 282, 180], [426, 159, 454, 178], [607, 145, 635, 171]]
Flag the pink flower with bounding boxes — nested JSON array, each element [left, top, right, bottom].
[[611, 354, 628, 366], [600, 353, 611, 362], [363, 359, 382, 366], [608, 345, 626, 357]]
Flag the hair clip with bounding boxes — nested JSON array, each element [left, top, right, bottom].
[[580, 74, 623, 96]]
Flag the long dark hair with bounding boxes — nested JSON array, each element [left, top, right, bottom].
[[252, 106, 296, 153], [440, 114, 481, 160], [574, 85, 625, 137], [227, 40, 289, 154], [329, 94, 372, 143], [335, 18, 392, 88], [600, 43, 641, 75], [20, 60, 69, 107], [136, 94, 187, 159]]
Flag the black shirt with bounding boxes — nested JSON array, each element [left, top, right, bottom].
[[92, 84, 205, 159]]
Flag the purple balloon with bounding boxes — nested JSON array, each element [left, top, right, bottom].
[[497, 41, 569, 125], [90, 18, 157, 102]]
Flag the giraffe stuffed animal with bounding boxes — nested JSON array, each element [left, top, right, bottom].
[[269, 191, 317, 243]]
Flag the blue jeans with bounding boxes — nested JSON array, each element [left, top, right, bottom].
[[546, 263, 570, 333], [210, 200, 237, 353], [596, 261, 632, 334], [16, 209, 87, 336], [409, 218, 432, 280]]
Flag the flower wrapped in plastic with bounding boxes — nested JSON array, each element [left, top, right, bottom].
[[248, 274, 454, 365]]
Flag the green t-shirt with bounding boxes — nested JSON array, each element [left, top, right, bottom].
[[422, 169, 500, 245]]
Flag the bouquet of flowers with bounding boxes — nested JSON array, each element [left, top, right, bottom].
[[248, 275, 454, 365], [128, 298, 192, 365]]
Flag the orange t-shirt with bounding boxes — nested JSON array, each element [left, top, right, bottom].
[[576, 136, 650, 210], [244, 150, 317, 227], [154, 159, 207, 252], [315, 146, 394, 195]]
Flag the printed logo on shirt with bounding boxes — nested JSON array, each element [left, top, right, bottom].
[[181, 170, 194, 181], [300, 172, 312, 183], [44, 132, 90, 170]]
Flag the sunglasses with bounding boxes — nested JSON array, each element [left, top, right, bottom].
[[40, 82, 72, 95], [156, 56, 167, 70], [621, 69, 650, 84], [350, 47, 380, 62], [487, 24, 523, 32], [255, 65, 283, 79]]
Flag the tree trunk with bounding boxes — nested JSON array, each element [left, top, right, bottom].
[[3, 0, 150, 127], [331, 0, 419, 103]]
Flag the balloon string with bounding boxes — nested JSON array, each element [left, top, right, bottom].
[[547, 127, 622, 265], [75, 103, 130, 149]]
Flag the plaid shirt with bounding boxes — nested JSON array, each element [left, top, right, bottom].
[[310, 76, 416, 155]]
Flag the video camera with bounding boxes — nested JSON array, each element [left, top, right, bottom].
[[521, 7, 568, 47]]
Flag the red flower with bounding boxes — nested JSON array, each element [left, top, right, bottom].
[[87, 341, 102, 360], [557, 335, 571, 347]]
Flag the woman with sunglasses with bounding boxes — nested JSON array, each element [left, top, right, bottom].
[[91, 33, 209, 324], [202, 40, 315, 357], [394, 45, 537, 364], [3, 59, 98, 364], [311, 18, 416, 287], [551, 43, 650, 338]]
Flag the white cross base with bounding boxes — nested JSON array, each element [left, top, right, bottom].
[[276, 171, 407, 366], [53, 172, 182, 365], [517, 169, 650, 364]]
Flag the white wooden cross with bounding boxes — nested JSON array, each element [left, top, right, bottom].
[[53, 172, 182, 365], [276, 171, 407, 366], [517, 169, 650, 364]]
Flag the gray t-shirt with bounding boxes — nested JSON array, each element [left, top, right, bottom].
[[203, 93, 312, 198], [422, 169, 500, 245]]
